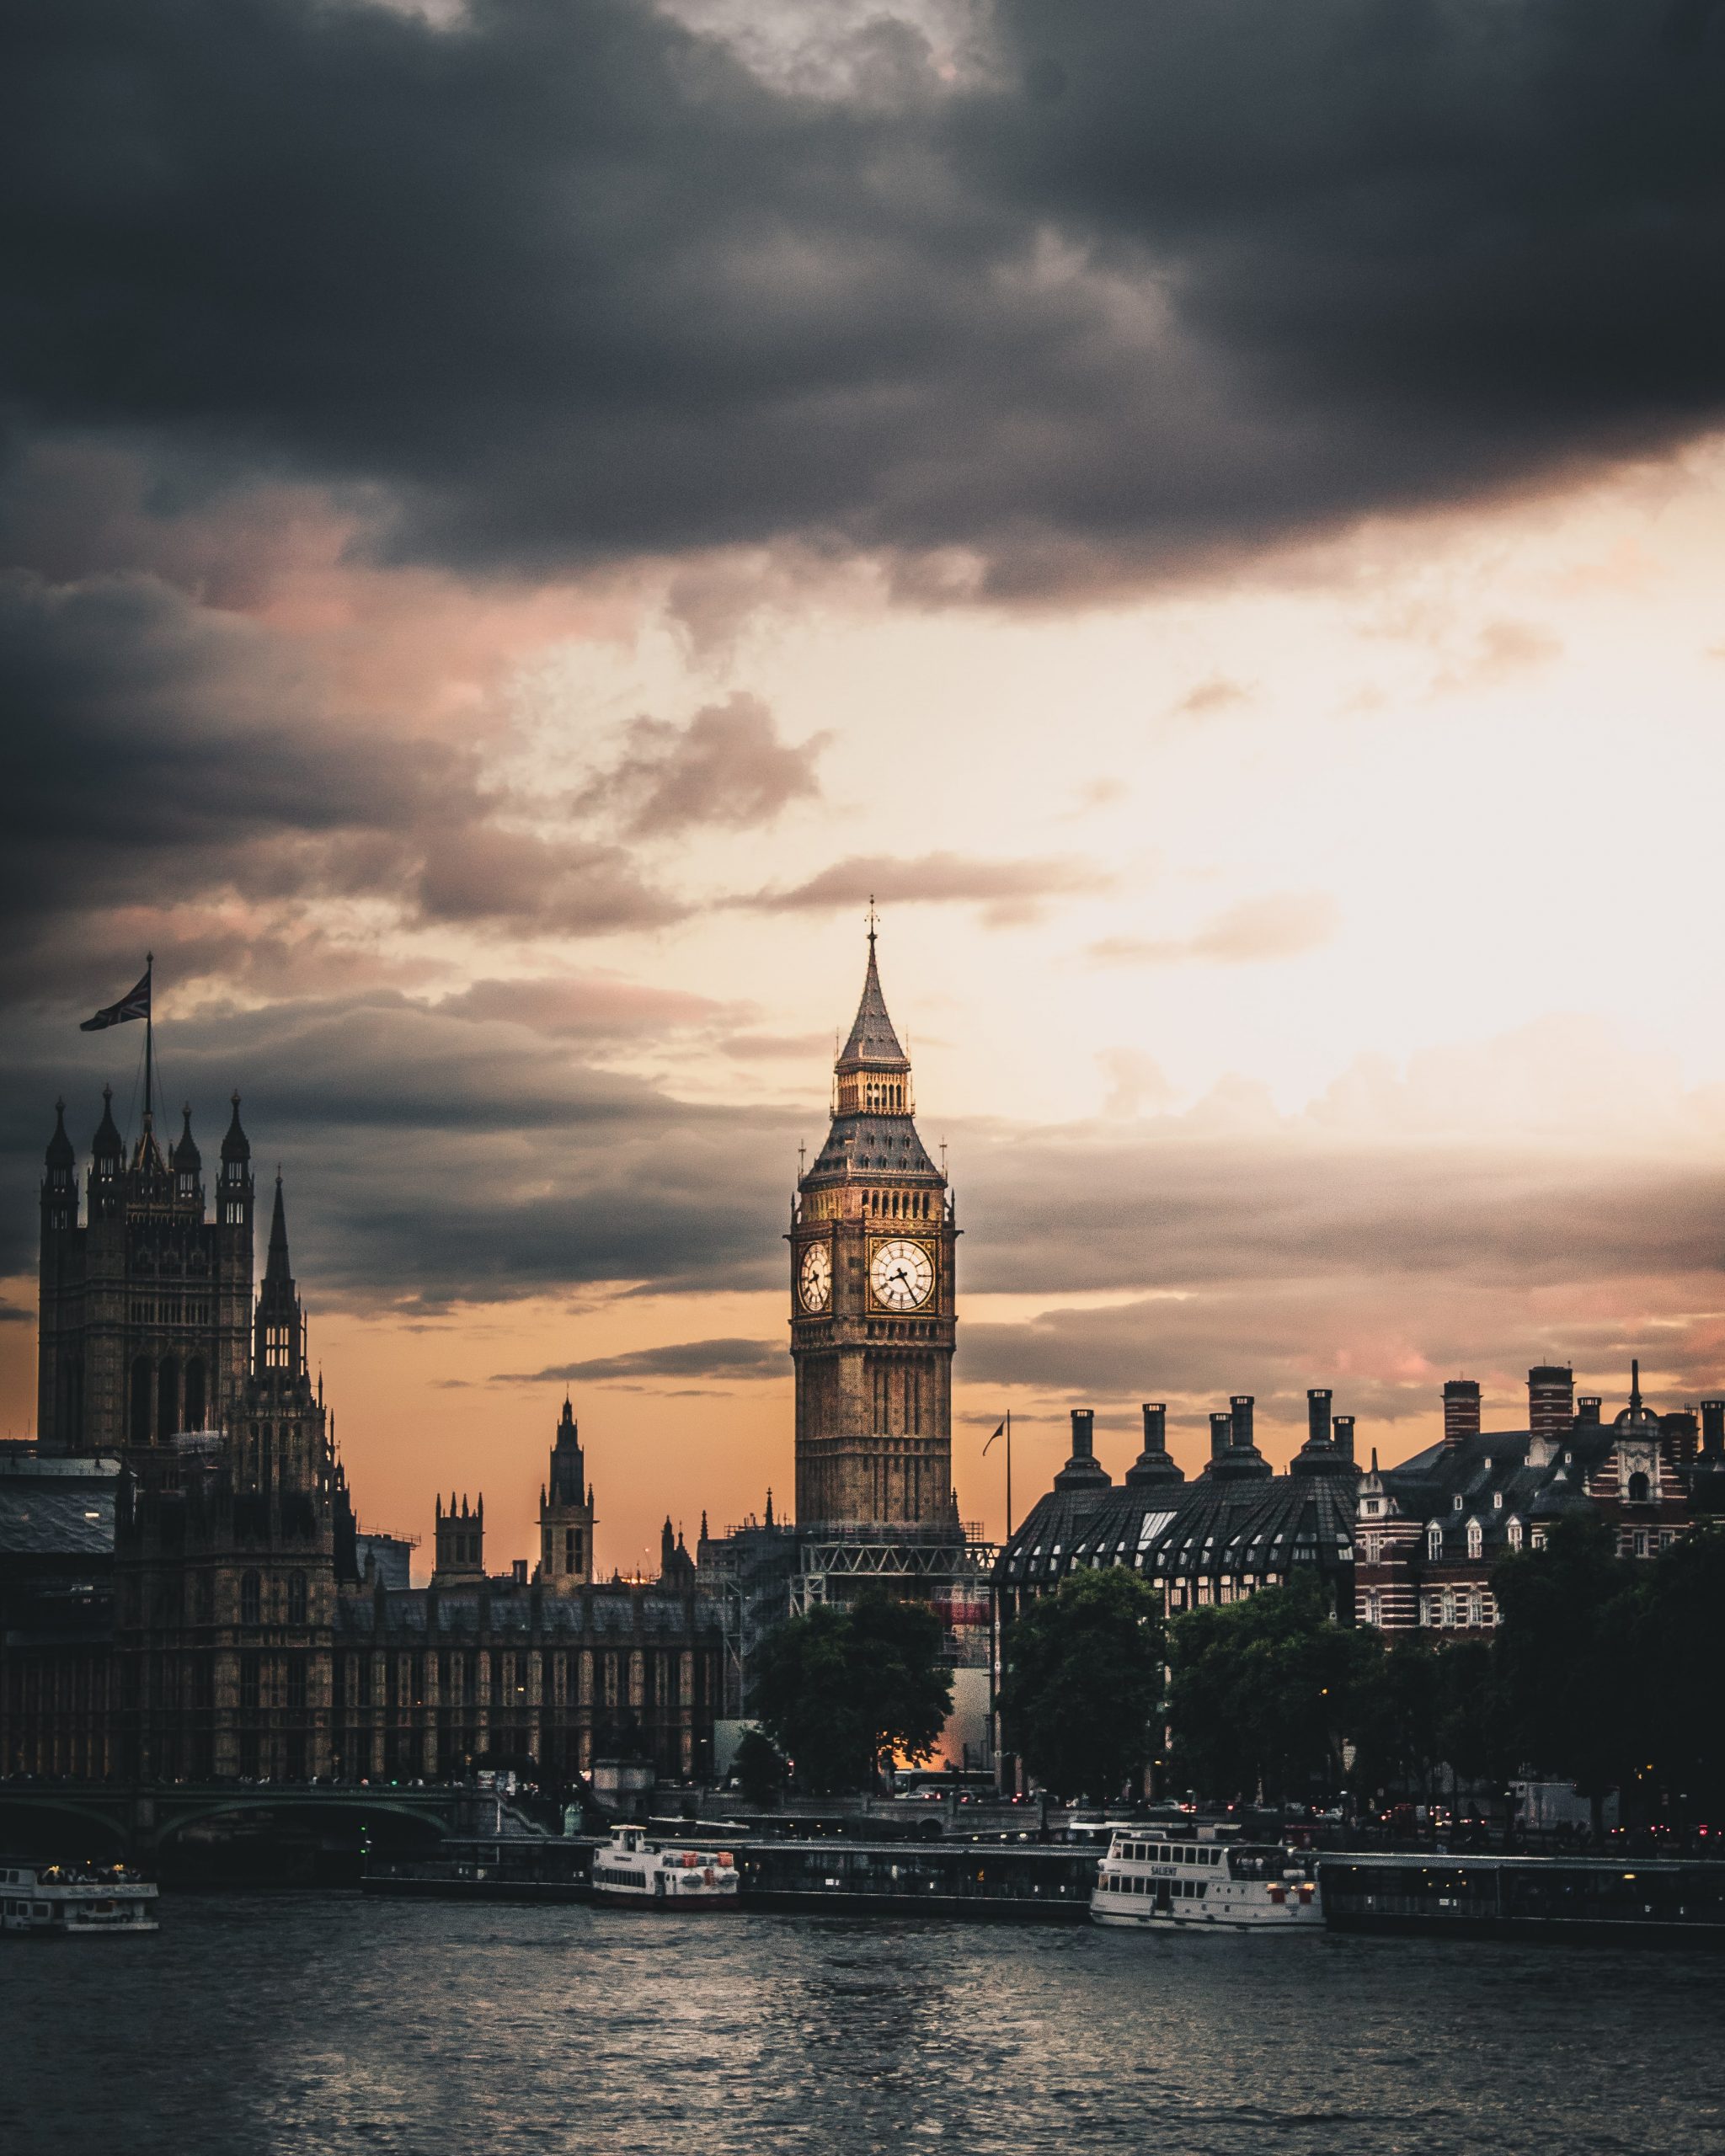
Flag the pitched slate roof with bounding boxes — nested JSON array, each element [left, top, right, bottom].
[[997, 1466, 1356, 1591], [808, 1112, 938, 1180], [0, 1481, 116, 1557]]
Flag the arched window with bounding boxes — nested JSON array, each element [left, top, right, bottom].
[[1507, 1518, 1524, 1552], [130, 1357, 152, 1446], [1466, 1519, 1482, 1561], [240, 1572, 261, 1625], [157, 1358, 179, 1442], [286, 1573, 307, 1626], [184, 1358, 206, 1433], [1427, 1524, 1442, 1561], [1626, 1470, 1650, 1504]]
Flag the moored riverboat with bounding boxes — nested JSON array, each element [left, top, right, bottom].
[[1092, 1830, 1322, 1931], [590, 1824, 739, 1909], [1319, 1853, 1725, 1944], [738, 1836, 1097, 1920], [1, 1857, 159, 1937]]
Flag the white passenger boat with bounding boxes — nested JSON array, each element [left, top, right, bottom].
[[1091, 1831, 1321, 1931], [590, 1825, 740, 1910], [1, 1857, 159, 1937]]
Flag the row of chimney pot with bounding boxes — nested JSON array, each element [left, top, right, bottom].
[[1445, 1369, 1725, 1457], [1063, 1394, 1357, 1470], [1063, 1374, 1725, 1473]]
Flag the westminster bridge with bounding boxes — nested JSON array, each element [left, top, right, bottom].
[[0, 1779, 546, 1879]]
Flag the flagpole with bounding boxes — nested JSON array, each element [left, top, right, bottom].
[[143, 952, 154, 1124], [1006, 1409, 1012, 1540]]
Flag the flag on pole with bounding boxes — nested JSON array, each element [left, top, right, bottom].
[[982, 1421, 1006, 1454], [79, 967, 152, 1032]]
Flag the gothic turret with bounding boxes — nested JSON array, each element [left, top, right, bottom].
[[91, 1086, 124, 1187], [171, 1105, 202, 1203], [41, 1101, 76, 1236], [254, 1176, 306, 1382], [217, 1091, 254, 1235], [791, 925, 958, 1529], [434, 1493, 485, 1584], [538, 1396, 595, 1592]]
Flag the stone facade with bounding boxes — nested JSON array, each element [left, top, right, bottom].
[[2, 1095, 720, 1787], [790, 935, 959, 1529]]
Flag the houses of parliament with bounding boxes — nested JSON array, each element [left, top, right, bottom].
[[0, 933, 978, 1784], [3, 1080, 718, 1786]]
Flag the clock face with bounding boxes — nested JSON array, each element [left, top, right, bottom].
[[869, 1238, 935, 1311], [798, 1241, 831, 1313]]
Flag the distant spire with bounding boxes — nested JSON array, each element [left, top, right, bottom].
[[171, 1103, 200, 1175], [45, 1098, 74, 1171], [1630, 1358, 1642, 1412], [92, 1085, 123, 1161], [221, 1091, 250, 1163], [836, 929, 909, 1073], [265, 1172, 291, 1280], [765, 1486, 775, 1527]]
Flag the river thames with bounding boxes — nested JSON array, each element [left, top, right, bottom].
[[7, 1897, 1717, 2155]]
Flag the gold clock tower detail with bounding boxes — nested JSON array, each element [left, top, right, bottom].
[[791, 929, 958, 1529]]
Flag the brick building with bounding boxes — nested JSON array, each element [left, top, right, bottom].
[[1353, 1362, 1708, 1636]]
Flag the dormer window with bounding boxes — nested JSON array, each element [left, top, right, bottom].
[[1452, 1493, 1464, 1511], [1493, 1489, 1503, 1509], [1466, 1519, 1483, 1561], [1427, 1524, 1442, 1561], [1508, 1518, 1524, 1552]]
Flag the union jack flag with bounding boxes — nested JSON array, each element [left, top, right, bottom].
[[80, 966, 152, 1032]]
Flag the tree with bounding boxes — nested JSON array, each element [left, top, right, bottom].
[[1165, 1574, 1381, 1804], [730, 1728, 787, 1806], [750, 1588, 953, 1793], [1491, 1513, 1637, 1828], [997, 1569, 1167, 1801]]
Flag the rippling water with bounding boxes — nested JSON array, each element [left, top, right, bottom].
[[7, 1896, 1717, 2156]]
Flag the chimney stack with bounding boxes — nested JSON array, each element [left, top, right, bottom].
[[1307, 1388, 1333, 1450], [1702, 1399, 1725, 1460], [1210, 1412, 1234, 1464], [1332, 1414, 1356, 1465], [1053, 1406, 1111, 1490], [1527, 1365, 1574, 1449], [1125, 1401, 1185, 1488], [1442, 1380, 1482, 1449], [1230, 1396, 1256, 1451], [1576, 1396, 1602, 1427]]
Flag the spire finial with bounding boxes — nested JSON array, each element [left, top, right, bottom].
[[866, 893, 879, 945]]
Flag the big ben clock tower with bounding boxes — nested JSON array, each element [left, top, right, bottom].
[[790, 927, 958, 1529]]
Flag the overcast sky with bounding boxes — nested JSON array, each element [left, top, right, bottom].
[[5, 0, 1725, 1574]]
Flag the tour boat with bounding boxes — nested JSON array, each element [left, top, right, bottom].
[[1091, 1830, 1322, 1931], [590, 1825, 740, 1910], [1, 1857, 160, 1938]]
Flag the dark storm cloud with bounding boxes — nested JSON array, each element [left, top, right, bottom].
[[950, 1119, 1725, 1299], [494, 1337, 784, 1384], [0, 992, 793, 1307], [0, 567, 680, 994], [2, 0, 1722, 588]]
